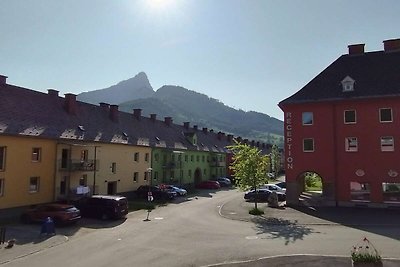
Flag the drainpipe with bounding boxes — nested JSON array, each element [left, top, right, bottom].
[[93, 146, 98, 195], [53, 143, 59, 202], [67, 144, 72, 202], [333, 103, 339, 207]]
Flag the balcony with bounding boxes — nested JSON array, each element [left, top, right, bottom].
[[59, 159, 98, 172]]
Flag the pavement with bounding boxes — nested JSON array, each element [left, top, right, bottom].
[[1, 192, 400, 266]]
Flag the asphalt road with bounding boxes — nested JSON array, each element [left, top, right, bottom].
[[3, 189, 400, 267]]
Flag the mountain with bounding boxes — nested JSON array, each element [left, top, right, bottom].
[[77, 72, 154, 104], [76, 72, 284, 145], [119, 85, 284, 145]]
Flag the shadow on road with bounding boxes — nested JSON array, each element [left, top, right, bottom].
[[251, 216, 319, 245]]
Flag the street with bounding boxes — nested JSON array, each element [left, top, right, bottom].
[[3, 189, 400, 267]]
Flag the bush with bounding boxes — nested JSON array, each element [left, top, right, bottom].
[[249, 208, 264, 215]]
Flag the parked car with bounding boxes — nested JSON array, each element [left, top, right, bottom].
[[163, 185, 187, 196], [74, 195, 128, 220], [216, 177, 231, 187], [136, 185, 177, 200], [244, 189, 286, 202], [20, 203, 81, 225], [275, 181, 286, 189], [196, 180, 221, 189], [261, 183, 286, 193]]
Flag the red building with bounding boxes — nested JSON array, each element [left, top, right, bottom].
[[279, 38, 400, 208]]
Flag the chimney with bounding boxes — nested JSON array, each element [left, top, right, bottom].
[[47, 89, 59, 97], [251, 140, 255, 146], [0, 75, 7, 85], [164, 117, 172, 126], [193, 125, 198, 131], [348, 44, 365, 55], [237, 136, 242, 143], [64, 93, 77, 115], [183, 122, 190, 129], [100, 102, 110, 111], [202, 127, 208, 134], [227, 134, 233, 142], [217, 132, 223, 140], [256, 141, 260, 147], [133, 109, 142, 120], [110, 105, 119, 122], [150, 113, 157, 122], [383, 38, 400, 52], [244, 139, 248, 144], [209, 129, 214, 133]]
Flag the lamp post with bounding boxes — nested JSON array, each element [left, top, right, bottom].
[[144, 167, 153, 222]]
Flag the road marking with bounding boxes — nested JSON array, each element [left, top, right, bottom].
[[154, 217, 164, 220], [229, 212, 236, 215], [245, 236, 258, 240], [117, 238, 122, 241]]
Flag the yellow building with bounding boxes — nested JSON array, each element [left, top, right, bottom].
[[0, 136, 56, 209]]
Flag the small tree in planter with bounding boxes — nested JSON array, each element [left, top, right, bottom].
[[228, 141, 270, 214], [351, 237, 383, 267]]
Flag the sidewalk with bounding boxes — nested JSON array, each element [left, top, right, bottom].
[[0, 224, 68, 265]]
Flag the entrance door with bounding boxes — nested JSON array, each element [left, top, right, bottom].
[[107, 181, 117, 195], [194, 168, 202, 185]]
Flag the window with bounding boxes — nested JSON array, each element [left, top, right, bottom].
[[350, 182, 370, 201], [111, 162, 117, 173], [154, 171, 158, 181], [170, 171, 175, 179], [154, 154, 159, 162], [133, 172, 138, 183], [303, 138, 314, 152], [382, 183, 400, 203], [202, 155, 205, 162], [79, 174, 87, 186], [196, 155, 200, 162], [29, 177, 40, 193], [380, 108, 392, 122], [0, 179, 4, 196], [204, 169, 207, 175], [0, 147, 5, 171], [185, 155, 188, 162], [191, 155, 194, 162], [32, 148, 41, 162], [145, 153, 149, 162], [80, 150, 88, 161], [144, 171, 148, 181], [345, 137, 358, 152], [381, 136, 394, 151], [344, 110, 356, 124], [188, 169, 192, 178], [134, 152, 139, 162], [302, 112, 313, 125], [341, 76, 355, 92], [172, 154, 175, 161]]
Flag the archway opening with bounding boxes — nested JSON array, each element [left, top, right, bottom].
[[297, 171, 324, 207]]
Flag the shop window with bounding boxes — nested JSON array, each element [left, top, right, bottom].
[[344, 110, 356, 124], [32, 148, 41, 162], [29, 177, 40, 193], [302, 112, 313, 125], [379, 108, 392, 122], [381, 136, 394, 151], [350, 182, 370, 201], [303, 138, 314, 152], [0, 147, 5, 171], [345, 137, 358, 152], [382, 183, 400, 203]]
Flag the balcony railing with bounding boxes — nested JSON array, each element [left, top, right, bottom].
[[58, 159, 98, 172]]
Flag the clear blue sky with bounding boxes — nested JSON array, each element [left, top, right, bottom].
[[1, 0, 399, 120]]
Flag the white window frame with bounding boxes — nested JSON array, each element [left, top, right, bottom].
[[303, 138, 314, 152], [344, 110, 356, 124], [345, 137, 358, 152], [32, 147, 41, 162], [29, 176, 40, 193], [302, 112, 314, 126], [379, 108, 393, 123], [381, 136, 394, 151]]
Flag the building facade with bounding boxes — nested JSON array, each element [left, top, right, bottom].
[[279, 39, 400, 208]]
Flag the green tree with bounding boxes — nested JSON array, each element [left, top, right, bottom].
[[270, 145, 281, 179], [228, 142, 270, 212]]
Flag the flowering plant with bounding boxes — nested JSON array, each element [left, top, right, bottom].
[[351, 237, 382, 263]]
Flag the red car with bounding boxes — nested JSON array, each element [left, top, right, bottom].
[[196, 180, 221, 189], [20, 203, 81, 225]]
